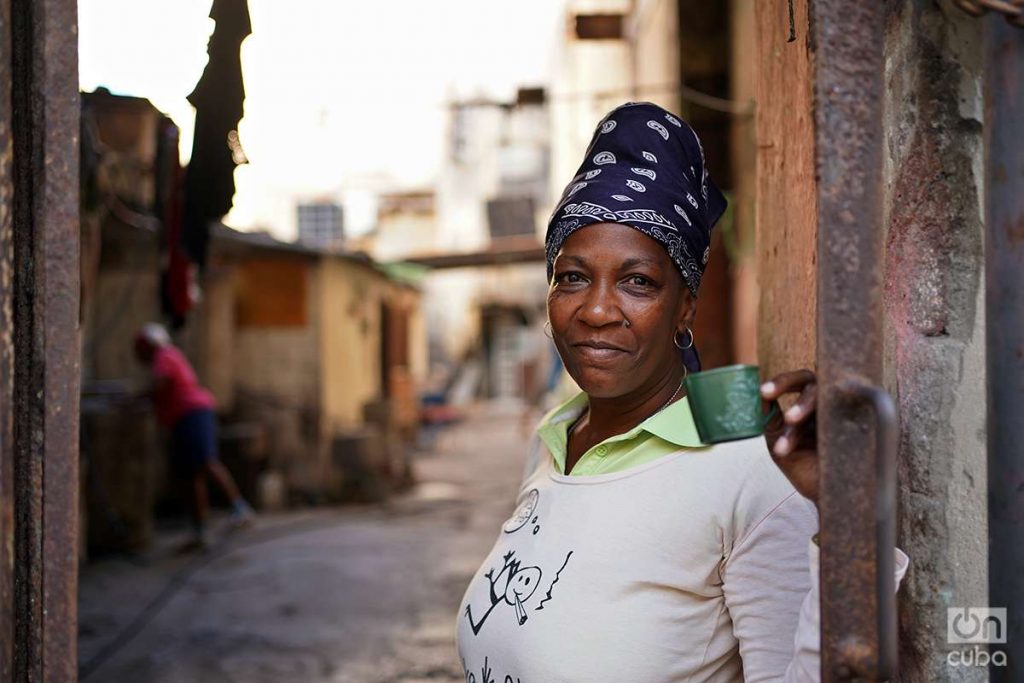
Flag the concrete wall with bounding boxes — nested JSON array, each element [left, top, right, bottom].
[[83, 227, 162, 385], [317, 258, 426, 494], [318, 258, 387, 431], [369, 209, 437, 262], [318, 260, 426, 420], [233, 327, 320, 407], [197, 263, 237, 410], [882, 3, 987, 679], [80, 223, 165, 554], [232, 260, 320, 403], [230, 258, 322, 493]]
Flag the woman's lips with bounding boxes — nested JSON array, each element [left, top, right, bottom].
[[572, 342, 628, 363]]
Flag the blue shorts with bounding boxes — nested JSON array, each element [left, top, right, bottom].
[[171, 409, 218, 476]]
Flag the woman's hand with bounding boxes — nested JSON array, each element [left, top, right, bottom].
[[760, 369, 819, 507]]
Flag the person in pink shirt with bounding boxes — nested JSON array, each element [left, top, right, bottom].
[[134, 323, 253, 548]]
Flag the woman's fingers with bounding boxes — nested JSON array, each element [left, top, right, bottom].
[[760, 368, 816, 400], [762, 368, 817, 457], [773, 422, 799, 456], [784, 380, 817, 425], [768, 376, 817, 457], [763, 398, 785, 432], [760, 368, 821, 504], [771, 417, 817, 457]]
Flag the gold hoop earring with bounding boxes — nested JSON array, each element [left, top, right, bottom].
[[544, 321, 553, 340], [673, 328, 694, 350]]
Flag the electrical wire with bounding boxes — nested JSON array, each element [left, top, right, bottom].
[[553, 82, 753, 116], [450, 82, 754, 117]]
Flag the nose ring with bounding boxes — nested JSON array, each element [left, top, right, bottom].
[[623, 319, 631, 328]]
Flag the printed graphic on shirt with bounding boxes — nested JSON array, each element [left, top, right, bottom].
[[534, 550, 573, 611], [503, 489, 540, 534], [462, 655, 522, 683], [463, 549, 574, 636]]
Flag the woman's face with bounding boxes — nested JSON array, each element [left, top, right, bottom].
[[547, 222, 695, 399]]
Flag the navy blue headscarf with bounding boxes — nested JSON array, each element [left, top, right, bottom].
[[545, 102, 728, 372]]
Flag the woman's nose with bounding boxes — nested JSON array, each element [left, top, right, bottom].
[[578, 282, 623, 327]]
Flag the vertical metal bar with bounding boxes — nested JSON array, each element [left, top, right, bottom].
[[0, 0, 16, 678], [984, 17, 1024, 683], [809, 1, 896, 680], [8, 0, 80, 679]]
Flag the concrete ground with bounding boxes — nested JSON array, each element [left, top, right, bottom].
[[78, 404, 532, 683]]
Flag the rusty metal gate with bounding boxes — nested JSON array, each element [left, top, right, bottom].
[[810, 2, 899, 680], [0, 0, 81, 679]]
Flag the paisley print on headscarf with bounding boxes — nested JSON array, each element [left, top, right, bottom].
[[545, 102, 729, 373], [545, 102, 727, 298]]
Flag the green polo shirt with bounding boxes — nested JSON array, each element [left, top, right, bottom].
[[537, 391, 706, 476]]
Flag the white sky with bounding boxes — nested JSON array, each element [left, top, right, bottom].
[[78, 0, 564, 238]]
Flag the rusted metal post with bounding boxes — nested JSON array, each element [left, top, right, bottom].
[[1, 0, 81, 679], [0, 0, 15, 679], [809, 1, 898, 680], [984, 17, 1024, 683]]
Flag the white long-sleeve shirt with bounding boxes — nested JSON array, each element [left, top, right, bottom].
[[455, 434, 909, 682]]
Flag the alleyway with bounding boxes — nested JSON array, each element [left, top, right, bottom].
[[78, 406, 531, 683]]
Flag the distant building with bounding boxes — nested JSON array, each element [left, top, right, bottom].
[[78, 92, 425, 556], [355, 88, 552, 402], [297, 201, 345, 249], [352, 190, 438, 262]]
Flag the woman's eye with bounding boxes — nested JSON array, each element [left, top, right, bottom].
[[556, 272, 584, 284], [627, 275, 652, 287]]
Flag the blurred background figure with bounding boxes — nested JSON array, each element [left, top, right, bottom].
[[132, 323, 254, 549]]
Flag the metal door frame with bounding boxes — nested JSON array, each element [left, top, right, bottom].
[[809, 2, 898, 680], [0, 0, 81, 679]]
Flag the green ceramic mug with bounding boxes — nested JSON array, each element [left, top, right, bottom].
[[684, 364, 780, 444]]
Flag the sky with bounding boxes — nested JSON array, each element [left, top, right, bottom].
[[78, 0, 565, 238]]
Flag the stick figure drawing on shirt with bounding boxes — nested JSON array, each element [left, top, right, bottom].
[[464, 549, 574, 636], [464, 550, 542, 635]]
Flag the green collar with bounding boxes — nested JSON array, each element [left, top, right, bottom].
[[643, 393, 704, 447], [536, 390, 704, 470]]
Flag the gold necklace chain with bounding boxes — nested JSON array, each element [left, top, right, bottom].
[[568, 379, 685, 439]]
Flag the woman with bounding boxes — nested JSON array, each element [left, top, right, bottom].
[[456, 103, 907, 682]]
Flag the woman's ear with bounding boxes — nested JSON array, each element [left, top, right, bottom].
[[676, 288, 697, 332]]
